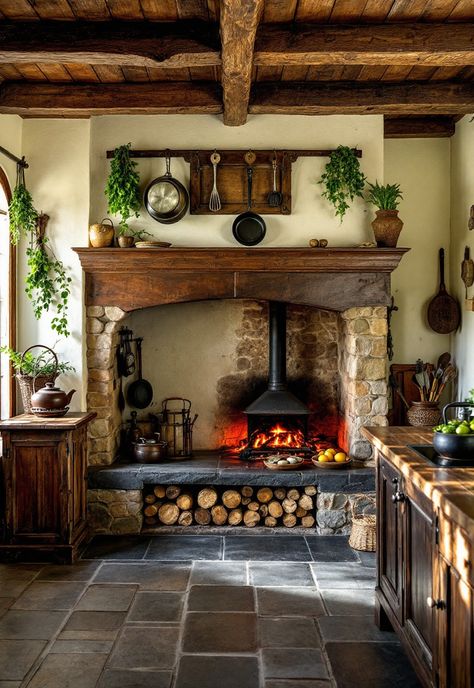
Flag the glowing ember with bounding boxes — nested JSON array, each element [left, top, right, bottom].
[[250, 423, 306, 450]]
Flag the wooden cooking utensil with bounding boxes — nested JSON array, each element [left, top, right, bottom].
[[427, 248, 460, 334], [461, 246, 474, 298]]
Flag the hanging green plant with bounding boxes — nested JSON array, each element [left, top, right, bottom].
[[105, 142, 141, 235], [8, 162, 38, 244], [318, 145, 366, 222], [25, 214, 72, 338]]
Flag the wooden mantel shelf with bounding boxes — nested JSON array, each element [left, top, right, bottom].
[[73, 246, 409, 312]]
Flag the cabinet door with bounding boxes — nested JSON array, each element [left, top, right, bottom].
[[403, 479, 436, 682], [3, 434, 65, 544], [435, 556, 473, 688], [377, 452, 404, 621]]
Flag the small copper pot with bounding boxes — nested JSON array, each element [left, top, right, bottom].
[[133, 434, 167, 463]]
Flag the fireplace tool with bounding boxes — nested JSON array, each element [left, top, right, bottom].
[[158, 398, 198, 459]]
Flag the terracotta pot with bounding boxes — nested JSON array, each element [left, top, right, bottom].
[[407, 401, 441, 427], [117, 235, 135, 248], [371, 210, 403, 248], [89, 218, 115, 248]]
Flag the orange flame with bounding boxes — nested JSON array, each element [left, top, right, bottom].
[[251, 423, 305, 450]]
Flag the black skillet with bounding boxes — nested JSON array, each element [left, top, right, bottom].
[[232, 151, 266, 246], [126, 338, 153, 409]]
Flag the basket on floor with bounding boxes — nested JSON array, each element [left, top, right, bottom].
[[349, 495, 376, 552]]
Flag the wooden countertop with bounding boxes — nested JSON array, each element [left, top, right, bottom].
[[362, 426, 474, 536], [0, 412, 96, 431]]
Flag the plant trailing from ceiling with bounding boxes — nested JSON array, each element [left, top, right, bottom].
[[0, 345, 75, 377], [318, 145, 366, 222], [105, 142, 141, 235], [8, 160, 38, 245], [366, 181, 403, 211]]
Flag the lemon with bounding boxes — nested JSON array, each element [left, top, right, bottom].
[[318, 454, 332, 462], [334, 452, 347, 463], [323, 451, 335, 461], [326, 448, 336, 455]]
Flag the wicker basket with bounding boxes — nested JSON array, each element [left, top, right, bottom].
[[16, 373, 56, 414], [349, 495, 377, 552]]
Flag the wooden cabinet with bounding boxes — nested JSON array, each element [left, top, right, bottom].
[[375, 447, 474, 688], [0, 413, 95, 563]]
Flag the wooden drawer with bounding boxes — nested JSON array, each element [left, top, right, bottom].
[[438, 510, 472, 586]]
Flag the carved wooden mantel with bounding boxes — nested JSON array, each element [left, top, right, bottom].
[[73, 247, 409, 312]]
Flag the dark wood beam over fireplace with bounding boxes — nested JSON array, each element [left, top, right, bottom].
[[73, 247, 409, 312]]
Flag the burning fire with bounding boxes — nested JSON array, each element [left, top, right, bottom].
[[251, 423, 305, 450]]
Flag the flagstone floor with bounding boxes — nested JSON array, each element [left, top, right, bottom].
[[0, 535, 421, 688]]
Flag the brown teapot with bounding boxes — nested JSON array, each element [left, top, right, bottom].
[[31, 382, 76, 416]]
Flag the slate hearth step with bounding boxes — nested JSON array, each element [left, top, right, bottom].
[[88, 452, 374, 491]]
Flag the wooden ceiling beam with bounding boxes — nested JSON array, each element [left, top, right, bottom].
[[220, 0, 264, 126], [384, 116, 456, 138], [254, 22, 474, 66], [0, 20, 221, 69], [0, 81, 223, 116], [250, 81, 474, 115]]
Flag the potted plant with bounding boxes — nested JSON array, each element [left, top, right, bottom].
[[0, 345, 75, 414], [366, 181, 404, 248], [318, 146, 366, 222], [105, 143, 141, 246]]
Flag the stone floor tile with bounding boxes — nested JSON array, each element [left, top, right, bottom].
[[358, 550, 376, 568], [98, 669, 173, 688], [82, 536, 151, 560], [0, 639, 46, 681], [0, 682, 21, 687], [63, 610, 126, 632], [326, 642, 422, 688], [262, 648, 329, 680], [188, 585, 255, 612], [94, 562, 191, 590], [0, 600, 14, 620], [50, 639, 113, 653], [190, 561, 247, 586], [224, 536, 311, 562], [0, 565, 42, 581], [11, 582, 85, 611], [0, 581, 32, 599], [257, 587, 325, 617], [76, 584, 137, 612], [36, 561, 101, 582], [318, 615, 398, 642], [182, 611, 257, 653], [311, 563, 375, 590], [250, 562, 314, 587], [59, 630, 118, 641], [0, 610, 67, 640], [145, 535, 223, 561], [265, 681, 331, 688], [26, 652, 107, 688], [259, 617, 320, 648], [175, 655, 260, 688], [128, 592, 184, 622], [321, 588, 376, 615], [305, 536, 359, 563], [108, 626, 179, 670]]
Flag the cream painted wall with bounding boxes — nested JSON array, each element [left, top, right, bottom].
[[89, 114, 384, 247], [385, 138, 451, 365], [450, 115, 474, 400], [0, 115, 22, 193], [19, 119, 91, 410]]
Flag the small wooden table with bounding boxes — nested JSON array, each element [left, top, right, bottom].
[[0, 412, 96, 563]]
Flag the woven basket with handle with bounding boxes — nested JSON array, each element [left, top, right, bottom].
[[16, 346, 58, 414], [348, 495, 376, 552]]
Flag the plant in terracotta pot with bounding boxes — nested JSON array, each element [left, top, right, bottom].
[[105, 142, 141, 246], [318, 146, 366, 222], [367, 181, 404, 248]]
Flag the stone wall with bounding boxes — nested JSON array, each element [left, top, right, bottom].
[[88, 489, 143, 534], [316, 491, 376, 535]]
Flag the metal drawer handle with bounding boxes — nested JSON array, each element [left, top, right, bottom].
[[427, 597, 445, 610], [392, 491, 406, 503]]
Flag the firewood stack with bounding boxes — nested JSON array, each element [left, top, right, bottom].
[[142, 484, 316, 529]]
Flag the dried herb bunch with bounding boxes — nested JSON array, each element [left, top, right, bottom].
[[105, 142, 141, 235], [8, 162, 38, 244], [319, 145, 366, 222]]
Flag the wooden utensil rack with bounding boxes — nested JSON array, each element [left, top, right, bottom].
[[106, 148, 362, 216]]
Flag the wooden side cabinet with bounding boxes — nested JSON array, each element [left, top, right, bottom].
[[0, 413, 95, 563]]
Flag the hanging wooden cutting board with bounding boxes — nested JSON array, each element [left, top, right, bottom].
[[427, 248, 460, 334]]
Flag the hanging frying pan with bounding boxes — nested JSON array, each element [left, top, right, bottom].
[[427, 248, 461, 334], [126, 338, 153, 409], [144, 152, 189, 224], [232, 151, 266, 246]]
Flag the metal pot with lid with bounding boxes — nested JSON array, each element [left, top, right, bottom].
[[133, 433, 167, 463], [144, 153, 189, 224]]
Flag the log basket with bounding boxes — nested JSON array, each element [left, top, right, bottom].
[[348, 495, 376, 552], [16, 345, 58, 414]]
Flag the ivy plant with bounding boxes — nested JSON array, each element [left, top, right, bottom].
[[8, 164, 38, 245], [318, 145, 366, 222], [105, 142, 141, 235]]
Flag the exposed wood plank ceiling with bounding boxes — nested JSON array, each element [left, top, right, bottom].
[[0, 0, 472, 135]]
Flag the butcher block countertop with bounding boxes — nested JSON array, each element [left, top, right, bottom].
[[362, 426, 474, 537]]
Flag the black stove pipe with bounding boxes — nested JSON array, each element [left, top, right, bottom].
[[268, 302, 287, 391]]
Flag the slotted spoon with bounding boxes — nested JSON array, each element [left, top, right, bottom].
[[209, 151, 222, 212]]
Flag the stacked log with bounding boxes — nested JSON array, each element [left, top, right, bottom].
[[142, 484, 316, 529]]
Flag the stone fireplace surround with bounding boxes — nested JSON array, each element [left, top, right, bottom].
[[75, 246, 408, 535]]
